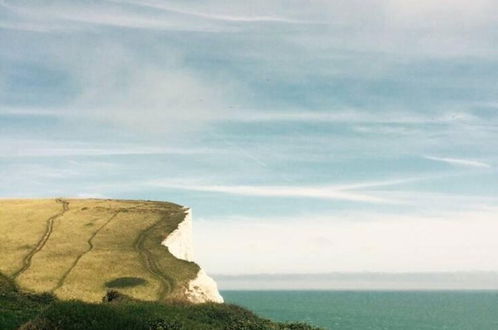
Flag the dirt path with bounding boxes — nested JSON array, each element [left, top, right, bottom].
[[51, 211, 121, 293], [12, 199, 69, 279], [134, 216, 174, 301]]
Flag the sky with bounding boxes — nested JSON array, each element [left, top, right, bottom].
[[1, 0, 498, 277]]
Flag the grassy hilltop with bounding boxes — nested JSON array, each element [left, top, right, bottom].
[[0, 199, 199, 303], [0, 199, 319, 329]]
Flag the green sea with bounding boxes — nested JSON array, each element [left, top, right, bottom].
[[221, 291, 498, 329]]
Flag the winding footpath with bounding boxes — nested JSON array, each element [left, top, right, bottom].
[[12, 199, 69, 279], [51, 211, 121, 293], [134, 216, 174, 301]]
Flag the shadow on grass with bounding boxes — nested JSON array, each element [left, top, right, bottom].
[[105, 277, 147, 289]]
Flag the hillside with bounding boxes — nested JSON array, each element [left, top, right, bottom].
[[0, 199, 221, 304], [0, 273, 320, 330], [0, 199, 321, 329]]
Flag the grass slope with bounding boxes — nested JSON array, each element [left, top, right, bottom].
[[1, 270, 320, 329], [0, 199, 199, 302]]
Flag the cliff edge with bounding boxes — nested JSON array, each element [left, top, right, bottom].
[[162, 208, 223, 303]]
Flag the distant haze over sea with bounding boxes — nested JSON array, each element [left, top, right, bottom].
[[214, 272, 498, 290]]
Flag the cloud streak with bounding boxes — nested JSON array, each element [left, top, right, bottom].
[[226, 110, 477, 125], [0, 0, 227, 32], [120, 0, 308, 24], [424, 156, 492, 168], [148, 179, 421, 203], [0, 140, 219, 158]]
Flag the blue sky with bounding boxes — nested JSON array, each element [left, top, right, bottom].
[[1, 0, 498, 275]]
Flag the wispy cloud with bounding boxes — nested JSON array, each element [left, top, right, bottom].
[[121, 0, 308, 24], [225, 109, 478, 125], [0, 108, 70, 117], [0, 140, 220, 158], [424, 156, 492, 168], [0, 0, 227, 32], [148, 179, 419, 203]]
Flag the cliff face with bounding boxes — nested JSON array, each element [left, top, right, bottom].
[[162, 208, 223, 303]]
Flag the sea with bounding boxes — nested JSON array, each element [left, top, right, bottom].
[[221, 290, 498, 330]]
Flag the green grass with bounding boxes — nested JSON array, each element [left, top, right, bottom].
[[0, 274, 321, 330], [0, 199, 199, 302], [0, 273, 56, 330]]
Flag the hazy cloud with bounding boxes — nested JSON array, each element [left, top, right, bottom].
[[195, 207, 498, 274]]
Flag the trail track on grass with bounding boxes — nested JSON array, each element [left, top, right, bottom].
[[134, 216, 174, 300], [12, 199, 69, 279], [52, 211, 121, 293]]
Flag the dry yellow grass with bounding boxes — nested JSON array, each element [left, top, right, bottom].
[[0, 199, 199, 303], [0, 199, 62, 276]]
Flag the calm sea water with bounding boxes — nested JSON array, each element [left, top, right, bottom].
[[221, 291, 498, 330]]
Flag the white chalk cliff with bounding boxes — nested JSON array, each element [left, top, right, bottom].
[[162, 208, 223, 303]]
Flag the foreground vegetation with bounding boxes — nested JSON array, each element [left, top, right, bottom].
[[0, 274, 320, 330], [0, 199, 199, 302]]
